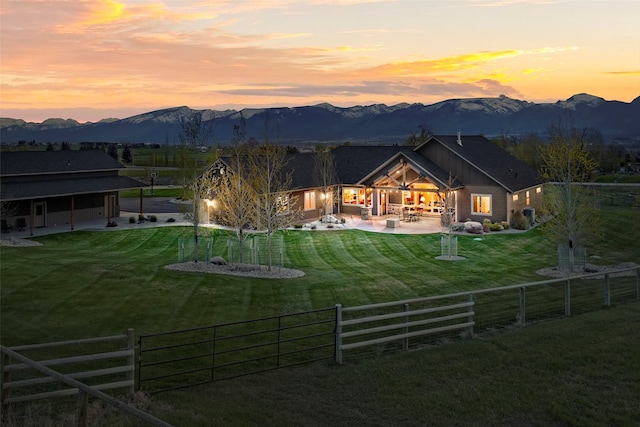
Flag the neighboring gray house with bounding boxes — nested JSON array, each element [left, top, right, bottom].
[[1, 150, 146, 235]]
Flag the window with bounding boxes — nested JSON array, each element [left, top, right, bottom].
[[304, 191, 316, 211], [525, 191, 530, 205], [536, 187, 542, 194], [512, 194, 519, 202], [472, 194, 492, 215], [342, 187, 365, 206]]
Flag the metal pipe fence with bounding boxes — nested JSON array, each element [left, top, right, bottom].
[[138, 308, 336, 394]]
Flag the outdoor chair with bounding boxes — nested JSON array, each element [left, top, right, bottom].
[[16, 217, 26, 231]]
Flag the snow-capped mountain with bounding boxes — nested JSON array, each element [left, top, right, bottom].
[[2, 94, 638, 145]]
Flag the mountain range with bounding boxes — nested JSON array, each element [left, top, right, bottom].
[[2, 93, 639, 146]]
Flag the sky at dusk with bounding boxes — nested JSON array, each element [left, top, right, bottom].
[[1, 0, 639, 123]]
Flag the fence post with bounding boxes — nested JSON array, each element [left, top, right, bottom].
[[77, 390, 88, 427], [564, 279, 571, 317], [466, 294, 474, 336], [604, 273, 611, 307], [137, 335, 142, 392], [126, 328, 135, 399], [335, 304, 343, 364], [403, 304, 409, 351], [1, 351, 11, 421], [518, 287, 526, 326]]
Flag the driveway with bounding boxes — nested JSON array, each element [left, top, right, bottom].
[[119, 197, 190, 214]]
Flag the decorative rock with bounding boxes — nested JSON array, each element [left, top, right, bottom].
[[464, 221, 483, 234], [210, 256, 227, 265]]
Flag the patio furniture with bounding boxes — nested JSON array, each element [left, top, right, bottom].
[[16, 217, 26, 231]]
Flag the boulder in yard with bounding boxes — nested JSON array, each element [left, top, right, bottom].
[[464, 221, 483, 234], [210, 256, 227, 265]]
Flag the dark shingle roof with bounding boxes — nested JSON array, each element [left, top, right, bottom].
[[419, 135, 543, 192], [1, 150, 124, 176], [0, 150, 146, 201], [332, 145, 406, 183], [1, 176, 145, 201]]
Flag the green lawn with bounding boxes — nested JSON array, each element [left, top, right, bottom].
[[2, 205, 639, 346], [2, 204, 639, 426]]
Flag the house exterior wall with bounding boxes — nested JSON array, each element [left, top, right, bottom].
[[457, 185, 509, 223], [508, 185, 544, 223], [416, 143, 495, 187], [2, 192, 119, 230]]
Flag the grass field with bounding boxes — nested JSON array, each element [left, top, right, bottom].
[[1, 203, 639, 425], [1, 205, 638, 346]]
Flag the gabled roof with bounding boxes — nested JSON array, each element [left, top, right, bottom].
[[213, 153, 319, 191], [332, 145, 407, 184], [0, 150, 125, 176], [358, 150, 464, 189], [0, 150, 145, 201], [1, 177, 145, 201], [416, 135, 543, 192]]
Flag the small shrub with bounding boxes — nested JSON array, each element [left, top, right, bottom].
[[501, 221, 510, 230], [129, 216, 136, 224], [483, 218, 492, 232], [327, 224, 334, 229], [150, 215, 157, 222], [340, 217, 346, 224], [490, 222, 504, 231], [138, 214, 145, 222], [511, 210, 530, 230], [311, 225, 317, 230], [294, 224, 303, 229]]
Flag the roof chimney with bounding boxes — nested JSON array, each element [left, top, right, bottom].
[[457, 129, 462, 146]]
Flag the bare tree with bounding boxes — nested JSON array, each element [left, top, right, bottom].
[[209, 114, 259, 264], [312, 144, 339, 222], [251, 116, 300, 270], [437, 172, 458, 258], [178, 110, 213, 262], [540, 118, 600, 272]]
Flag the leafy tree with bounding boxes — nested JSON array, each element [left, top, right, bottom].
[[178, 111, 213, 262], [403, 126, 432, 146], [539, 119, 600, 272], [61, 141, 71, 151], [46, 143, 54, 151], [313, 144, 339, 222], [121, 145, 132, 164]]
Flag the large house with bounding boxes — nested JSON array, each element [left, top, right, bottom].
[[1, 150, 146, 235], [210, 134, 544, 227]]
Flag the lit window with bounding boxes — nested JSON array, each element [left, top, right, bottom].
[[342, 187, 365, 206], [526, 191, 530, 205], [513, 194, 519, 202], [536, 187, 542, 194], [472, 194, 492, 215], [304, 191, 316, 211]]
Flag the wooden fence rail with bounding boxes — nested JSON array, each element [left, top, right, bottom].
[[0, 345, 172, 427], [0, 328, 172, 426], [335, 266, 640, 364]]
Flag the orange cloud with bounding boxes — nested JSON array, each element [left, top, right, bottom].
[[371, 50, 522, 76]]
